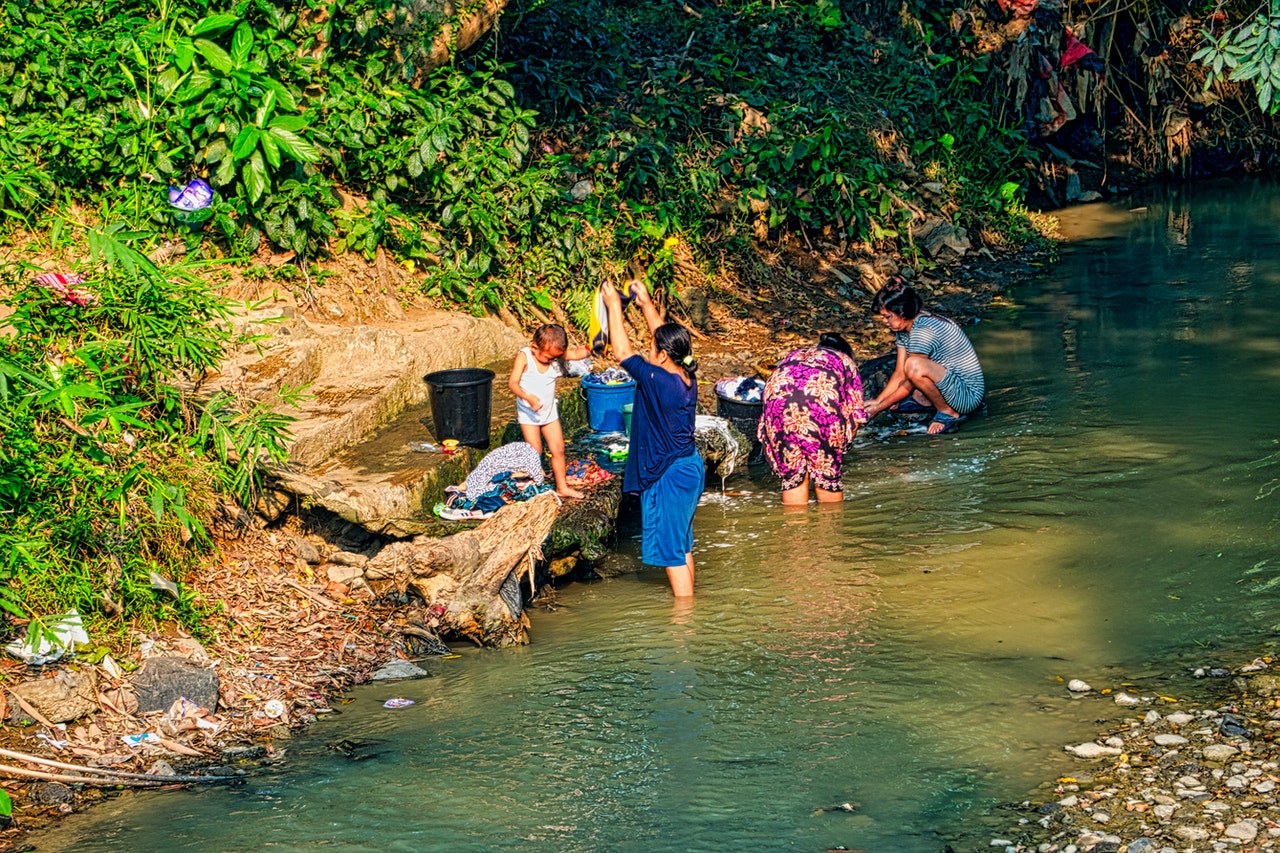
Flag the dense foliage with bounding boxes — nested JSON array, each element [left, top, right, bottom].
[[0, 239, 294, 638], [0, 0, 1042, 323]]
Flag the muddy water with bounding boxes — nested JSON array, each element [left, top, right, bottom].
[[37, 179, 1280, 852]]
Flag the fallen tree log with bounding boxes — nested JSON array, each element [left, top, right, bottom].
[[364, 491, 560, 647]]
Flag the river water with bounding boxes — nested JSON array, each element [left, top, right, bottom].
[[37, 179, 1280, 852]]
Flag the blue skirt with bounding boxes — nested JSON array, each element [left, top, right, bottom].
[[640, 452, 704, 567]]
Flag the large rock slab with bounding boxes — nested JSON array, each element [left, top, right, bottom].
[[8, 668, 98, 723], [131, 656, 220, 714]]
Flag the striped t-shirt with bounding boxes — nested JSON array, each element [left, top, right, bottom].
[[895, 313, 985, 413]]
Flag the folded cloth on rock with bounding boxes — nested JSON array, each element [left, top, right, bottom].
[[565, 458, 613, 488], [447, 472, 554, 514], [695, 414, 744, 480], [465, 441, 545, 496], [715, 376, 765, 402]]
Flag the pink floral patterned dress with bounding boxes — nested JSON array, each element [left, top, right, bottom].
[[757, 346, 867, 492]]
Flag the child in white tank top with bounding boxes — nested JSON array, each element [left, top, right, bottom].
[[507, 324, 591, 499]]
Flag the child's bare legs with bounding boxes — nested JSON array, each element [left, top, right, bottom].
[[542, 419, 584, 499], [519, 422, 544, 454]]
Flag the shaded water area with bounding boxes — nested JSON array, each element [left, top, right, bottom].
[[38, 179, 1280, 852]]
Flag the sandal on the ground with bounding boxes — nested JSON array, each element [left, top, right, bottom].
[[892, 396, 935, 414], [928, 411, 967, 434]]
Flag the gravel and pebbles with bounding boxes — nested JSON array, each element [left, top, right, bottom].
[[982, 657, 1280, 853]]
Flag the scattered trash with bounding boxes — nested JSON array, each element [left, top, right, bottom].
[[149, 571, 180, 600], [34, 272, 97, 307], [407, 441, 440, 453], [5, 609, 90, 666], [263, 699, 286, 719], [35, 733, 68, 751], [442, 439, 459, 453], [121, 733, 163, 749], [383, 698, 415, 709], [168, 178, 214, 212]]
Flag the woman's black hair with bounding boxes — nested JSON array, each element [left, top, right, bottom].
[[653, 322, 697, 382], [817, 332, 854, 360], [532, 323, 570, 375], [871, 278, 923, 320]]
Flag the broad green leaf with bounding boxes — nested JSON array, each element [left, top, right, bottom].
[[193, 38, 233, 75], [231, 22, 254, 67], [193, 14, 239, 36], [255, 88, 277, 128], [260, 131, 282, 169], [268, 127, 321, 162], [232, 126, 260, 160], [246, 150, 268, 203], [260, 77, 298, 112], [268, 115, 308, 132]]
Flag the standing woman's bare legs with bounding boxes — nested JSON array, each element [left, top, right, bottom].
[[666, 554, 695, 598]]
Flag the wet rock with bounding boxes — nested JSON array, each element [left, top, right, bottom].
[[147, 759, 177, 777], [294, 538, 323, 565], [1172, 825, 1209, 841], [32, 782, 74, 805], [915, 218, 970, 258], [1066, 742, 1122, 759], [1154, 734, 1188, 746], [371, 659, 431, 680], [221, 745, 267, 761], [1224, 819, 1259, 841], [327, 563, 365, 586], [1067, 679, 1093, 693], [9, 668, 98, 723], [328, 550, 368, 568], [255, 488, 293, 522], [131, 656, 220, 714], [1219, 715, 1252, 737], [1203, 744, 1239, 762], [1113, 691, 1140, 705]]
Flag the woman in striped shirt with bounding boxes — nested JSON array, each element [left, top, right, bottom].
[[864, 279, 985, 434]]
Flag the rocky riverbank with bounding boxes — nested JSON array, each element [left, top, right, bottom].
[[974, 656, 1280, 853]]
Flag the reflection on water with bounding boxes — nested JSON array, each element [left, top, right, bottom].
[[38, 179, 1280, 852]]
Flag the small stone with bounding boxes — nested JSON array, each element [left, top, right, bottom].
[[1092, 811, 1110, 823], [327, 550, 368, 568], [1173, 825, 1209, 841], [1255, 779, 1276, 793], [1165, 712, 1195, 726], [1203, 744, 1240, 762], [1066, 742, 1123, 759], [1224, 819, 1259, 842], [8, 668, 98, 723], [990, 840, 1013, 847], [131, 656, 220, 714], [1126, 839, 1154, 853], [294, 539, 322, 565], [1153, 804, 1176, 819], [1104, 736, 1124, 748], [1067, 679, 1093, 693], [1144, 710, 1162, 723], [147, 759, 177, 777], [1154, 734, 1189, 746], [32, 782, 74, 805], [371, 659, 431, 681], [1226, 775, 1248, 788], [1058, 795, 1079, 807], [327, 563, 364, 585]]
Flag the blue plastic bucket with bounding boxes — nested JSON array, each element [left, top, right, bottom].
[[583, 379, 636, 433]]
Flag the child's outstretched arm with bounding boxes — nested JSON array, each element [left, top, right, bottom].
[[508, 350, 541, 412], [563, 343, 591, 361]]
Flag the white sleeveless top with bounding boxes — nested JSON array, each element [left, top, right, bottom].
[[516, 347, 563, 425]]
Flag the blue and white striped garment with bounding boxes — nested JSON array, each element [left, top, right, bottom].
[[895, 313, 985, 413]]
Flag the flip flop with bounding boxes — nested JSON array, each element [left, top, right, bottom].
[[892, 396, 935, 414], [928, 411, 967, 434]]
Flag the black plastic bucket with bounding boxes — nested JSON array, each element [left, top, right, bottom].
[[715, 391, 764, 462], [423, 368, 495, 447]]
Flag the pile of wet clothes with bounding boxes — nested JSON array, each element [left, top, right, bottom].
[[435, 441, 554, 521], [714, 376, 765, 402]]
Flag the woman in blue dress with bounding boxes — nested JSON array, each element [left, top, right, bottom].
[[600, 281, 704, 598]]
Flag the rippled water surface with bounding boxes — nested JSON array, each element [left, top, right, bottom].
[[38, 180, 1280, 852]]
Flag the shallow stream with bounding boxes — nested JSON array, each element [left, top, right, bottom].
[[37, 179, 1280, 852]]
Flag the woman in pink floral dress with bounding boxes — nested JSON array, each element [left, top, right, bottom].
[[758, 333, 867, 505]]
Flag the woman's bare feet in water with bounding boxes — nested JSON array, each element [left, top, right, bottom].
[[557, 487, 586, 500]]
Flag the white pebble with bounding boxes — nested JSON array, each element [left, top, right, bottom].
[[1154, 733, 1189, 746], [1113, 691, 1141, 705], [1067, 679, 1093, 692]]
